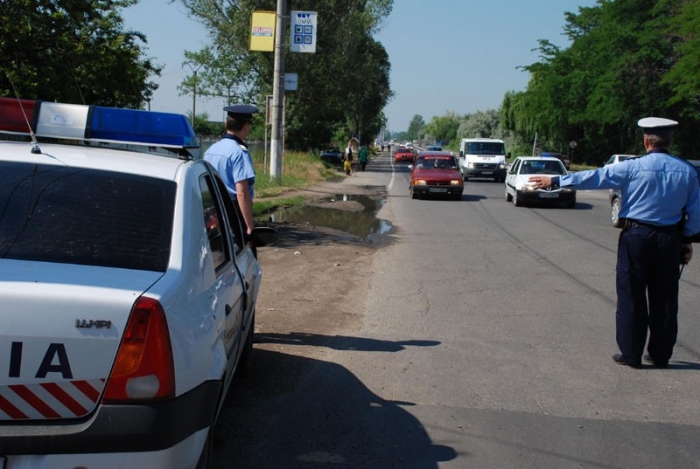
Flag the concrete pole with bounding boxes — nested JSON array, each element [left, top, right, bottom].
[[270, 0, 287, 182]]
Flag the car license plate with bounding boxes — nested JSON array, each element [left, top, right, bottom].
[[482, 171, 492, 175], [430, 188, 448, 193], [539, 192, 559, 199]]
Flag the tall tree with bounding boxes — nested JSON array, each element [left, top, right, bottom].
[[0, 0, 161, 108], [457, 109, 501, 140], [424, 112, 460, 146], [406, 114, 425, 142], [503, 0, 700, 164], [177, 0, 394, 149]]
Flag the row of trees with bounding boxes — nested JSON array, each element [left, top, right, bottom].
[[0, 0, 160, 108], [0, 0, 392, 152], [176, 0, 394, 149], [402, 0, 700, 165]]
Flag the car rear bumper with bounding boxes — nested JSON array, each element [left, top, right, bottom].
[[4, 429, 207, 469], [0, 380, 221, 455]]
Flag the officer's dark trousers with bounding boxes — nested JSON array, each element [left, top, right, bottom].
[[616, 223, 680, 363]]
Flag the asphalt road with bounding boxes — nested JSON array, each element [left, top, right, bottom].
[[215, 152, 700, 468]]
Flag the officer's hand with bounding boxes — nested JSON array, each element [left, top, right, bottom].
[[681, 243, 693, 264], [529, 176, 552, 189]]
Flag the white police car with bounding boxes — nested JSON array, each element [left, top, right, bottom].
[[0, 98, 276, 468]]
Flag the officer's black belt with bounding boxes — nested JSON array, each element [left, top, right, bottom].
[[624, 219, 679, 232]]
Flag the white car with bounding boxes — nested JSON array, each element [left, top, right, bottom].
[[505, 156, 576, 208], [0, 98, 277, 468], [604, 154, 636, 167]]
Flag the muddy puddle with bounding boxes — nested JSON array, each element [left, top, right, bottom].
[[260, 193, 391, 241]]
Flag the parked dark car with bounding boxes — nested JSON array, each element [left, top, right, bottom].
[[320, 146, 343, 165]]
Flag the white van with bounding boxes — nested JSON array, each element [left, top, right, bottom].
[[458, 138, 507, 182]]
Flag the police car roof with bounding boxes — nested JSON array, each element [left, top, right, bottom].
[[0, 139, 184, 181]]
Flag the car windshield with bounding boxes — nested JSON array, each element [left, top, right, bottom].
[[519, 160, 566, 175], [467, 142, 505, 155], [0, 161, 175, 271], [417, 157, 456, 169]]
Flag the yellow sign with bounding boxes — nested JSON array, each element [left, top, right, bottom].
[[250, 11, 276, 52]]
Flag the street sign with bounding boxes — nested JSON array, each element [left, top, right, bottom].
[[284, 73, 298, 91], [569, 141, 578, 149], [250, 11, 276, 52], [290, 11, 317, 53]]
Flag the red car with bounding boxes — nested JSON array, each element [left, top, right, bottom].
[[409, 151, 463, 200], [394, 146, 414, 163]]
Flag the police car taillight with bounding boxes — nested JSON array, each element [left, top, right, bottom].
[[0, 97, 198, 150], [103, 297, 176, 402]]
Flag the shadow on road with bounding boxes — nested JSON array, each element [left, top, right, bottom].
[[213, 348, 455, 468], [256, 332, 440, 352]]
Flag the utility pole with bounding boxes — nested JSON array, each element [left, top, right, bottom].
[[184, 62, 203, 127], [270, 0, 287, 182]]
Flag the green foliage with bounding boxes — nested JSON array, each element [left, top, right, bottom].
[[424, 113, 460, 146], [502, 0, 700, 164], [0, 0, 161, 108], [457, 110, 501, 139], [251, 148, 341, 198], [176, 0, 394, 150], [406, 114, 425, 142], [187, 112, 223, 137]]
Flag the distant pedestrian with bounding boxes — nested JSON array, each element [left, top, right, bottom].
[[358, 145, 369, 171], [344, 141, 353, 176], [528, 117, 700, 368]]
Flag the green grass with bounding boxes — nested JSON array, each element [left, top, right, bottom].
[[253, 196, 306, 216], [250, 149, 343, 213]]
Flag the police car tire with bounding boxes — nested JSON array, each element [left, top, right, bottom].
[[195, 429, 214, 469]]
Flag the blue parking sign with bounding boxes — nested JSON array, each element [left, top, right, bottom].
[[290, 11, 317, 53]]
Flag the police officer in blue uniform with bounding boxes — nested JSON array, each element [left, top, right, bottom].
[[529, 117, 700, 368], [204, 104, 258, 237]]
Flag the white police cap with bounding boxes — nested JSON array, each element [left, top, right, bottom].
[[638, 117, 678, 135]]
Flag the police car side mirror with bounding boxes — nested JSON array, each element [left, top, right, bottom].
[[250, 226, 280, 247]]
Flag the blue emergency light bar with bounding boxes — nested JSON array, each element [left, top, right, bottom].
[[0, 98, 198, 149]]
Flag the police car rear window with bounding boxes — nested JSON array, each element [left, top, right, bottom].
[[0, 162, 175, 271]]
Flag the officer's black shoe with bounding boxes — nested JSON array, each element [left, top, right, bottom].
[[612, 353, 642, 368], [643, 354, 668, 368]]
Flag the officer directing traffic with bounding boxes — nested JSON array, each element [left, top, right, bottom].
[[204, 104, 258, 237], [529, 117, 700, 368]]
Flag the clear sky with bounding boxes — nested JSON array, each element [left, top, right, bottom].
[[122, 0, 597, 133]]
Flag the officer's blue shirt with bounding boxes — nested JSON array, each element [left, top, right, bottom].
[[553, 150, 700, 235], [203, 135, 255, 199]]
